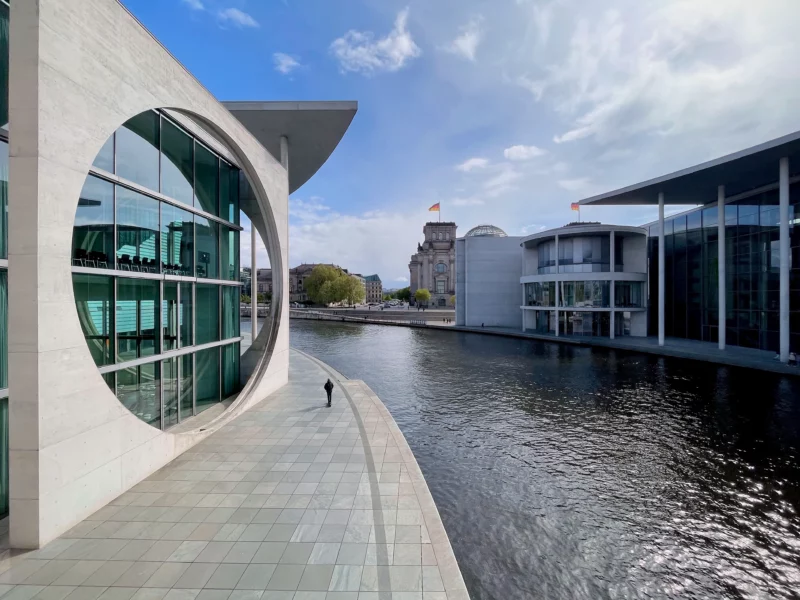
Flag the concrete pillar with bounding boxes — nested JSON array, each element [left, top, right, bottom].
[[717, 185, 726, 350], [658, 193, 665, 346], [779, 157, 790, 363], [554, 235, 560, 337], [251, 226, 257, 337], [609, 230, 615, 340]]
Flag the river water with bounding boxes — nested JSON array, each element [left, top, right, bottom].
[[278, 319, 800, 599]]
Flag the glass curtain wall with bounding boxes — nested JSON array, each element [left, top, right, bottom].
[[70, 110, 246, 431], [0, 1, 8, 518], [648, 184, 799, 351]]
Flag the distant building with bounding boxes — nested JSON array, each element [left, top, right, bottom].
[[351, 273, 367, 303], [409, 221, 457, 306], [256, 268, 273, 295], [364, 274, 382, 303], [257, 263, 357, 303]]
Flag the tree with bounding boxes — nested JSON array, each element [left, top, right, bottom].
[[305, 265, 342, 304], [344, 276, 366, 305], [450, 295, 456, 307], [383, 293, 393, 301], [396, 287, 411, 302], [240, 294, 251, 304], [257, 293, 269, 304], [414, 288, 431, 305], [318, 280, 336, 305]]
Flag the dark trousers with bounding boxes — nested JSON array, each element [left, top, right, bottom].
[[326, 390, 332, 405]]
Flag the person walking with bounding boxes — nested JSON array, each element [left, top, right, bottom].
[[324, 378, 334, 407]]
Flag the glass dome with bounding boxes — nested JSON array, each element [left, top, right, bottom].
[[465, 224, 508, 237]]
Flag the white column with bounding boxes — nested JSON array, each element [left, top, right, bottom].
[[717, 185, 726, 350], [554, 235, 560, 337], [658, 193, 665, 346], [609, 230, 615, 340], [779, 157, 790, 363], [521, 282, 526, 332], [250, 226, 257, 338]]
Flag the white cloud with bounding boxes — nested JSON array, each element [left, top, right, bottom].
[[181, 0, 204, 10], [455, 157, 489, 172], [503, 144, 546, 160], [483, 165, 522, 197], [273, 52, 302, 75], [444, 17, 483, 61], [451, 198, 485, 206], [558, 177, 592, 192], [217, 7, 259, 29], [330, 8, 421, 75]]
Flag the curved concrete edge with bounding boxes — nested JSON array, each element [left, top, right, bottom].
[[294, 349, 471, 599]]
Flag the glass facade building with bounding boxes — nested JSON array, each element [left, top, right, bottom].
[[72, 110, 243, 430], [646, 183, 800, 352], [0, 0, 9, 518]]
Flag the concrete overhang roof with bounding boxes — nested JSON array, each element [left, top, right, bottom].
[[521, 224, 646, 248], [579, 130, 800, 206], [223, 101, 358, 194]]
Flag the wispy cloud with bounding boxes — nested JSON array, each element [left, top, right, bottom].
[[444, 17, 483, 61], [330, 8, 421, 75], [273, 52, 302, 75], [503, 144, 546, 160], [451, 197, 485, 206], [483, 165, 522, 197], [558, 177, 592, 193], [181, 0, 204, 10], [455, 157, 489, 172], [218, 7, 259, 29]]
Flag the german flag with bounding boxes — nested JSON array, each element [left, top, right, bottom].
[[429, 203, 440, 212]]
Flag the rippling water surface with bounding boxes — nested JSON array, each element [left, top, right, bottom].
[[285, 319, 800, 599]]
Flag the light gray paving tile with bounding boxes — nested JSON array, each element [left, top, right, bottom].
[[194, 544, 234, 564], [221, 543, 259, 564], [19, 561, 76, 586], [186, 525, 223, 542], [288, 526, 321, 544], [233, 565, 275, 590], [251, 510, 281, 525], [28, 540, 78, 561], [307, 543, 340, 566], [335, 545, 367, 566], [264, 565, 303, 592], [143, 563, 190, 588], [129, 588, 169, 600], [159, 523, 199, 542], [236, 526, 270, 543], [227, 511, 257, 526], [250, 543, 286, 565], [342, 526, 371, 545], [194, 591, 230, 600], [226, 592, 261, 600], [51, 561, 106, 586], [212, 526, 244, 544], [173, 563, 218, 590], [205, 566, 246, 590], [296, 566, 334, 592], [328, 566, 362, 592], [0, 562, 52, 585], [364, 544, 393, 567], [394, 527, 420, 545], [388, 567, 421, 592], [277, 544, 312, 566], [63, 587, 107, 600], [31, 586, 76, 600], [141, 542, 183, 563], [162, 591, 200, 600], [1, 586, 46, 600], [393, 546, 421, 567], [110, 541, 156, 562], [82, 562, 134, 588], [95, 589, 137, 600], [205, 510, 236, 525], [262, 526, 296, 544]]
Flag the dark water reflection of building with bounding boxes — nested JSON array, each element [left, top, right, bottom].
[[291, 319, 800, 600]]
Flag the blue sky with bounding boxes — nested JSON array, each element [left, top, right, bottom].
[[123, 0, 800, 285]]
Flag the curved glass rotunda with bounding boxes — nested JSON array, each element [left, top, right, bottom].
[[466, 224, 508, 237]]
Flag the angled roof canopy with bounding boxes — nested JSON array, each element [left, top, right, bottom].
[[223, 101, 358, 194], [579, 130, 800, 206]]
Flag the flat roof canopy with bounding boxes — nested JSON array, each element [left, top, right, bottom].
[[580, 130, 800, 206], [223, 101, 358, 194]]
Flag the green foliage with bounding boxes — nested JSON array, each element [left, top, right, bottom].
[[395, 287, 411, 301], [305, 265, 366, 305], [414, 288, 431, 303], [383, 293, 393, 301], [240, 294, 251, 304], [450, 294, 456, 306]]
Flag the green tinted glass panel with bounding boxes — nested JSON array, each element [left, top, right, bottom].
[[0, 271, 6, 388], [180, 353, 193, 419], [117, 278, 159, 362], [195, 143, 219, 215], [160, 118, 194, 206], [220, 161, 240, 225], [117, 362, 160, 428], [0, 141, 6, 260], [163, 281, 178, 351], [195, 347, 220, 414], [93, 135, 114, 173], [116, 112, 159, 192], [163, 357, 178, 429], [72, 273, 114, 367], [195, 216, 218, 279], [0, 3, 7, 129], [116, 187, 159, 272], [219, 226, 239, 281], [222, 343, 240, 398], [180, 282, 193, 348], [160, 202, 193, 276], [195, 284, 219, 345], [222, 286, 239, 340], [74, 176, 114, 269], [0, 398, 7, 517]]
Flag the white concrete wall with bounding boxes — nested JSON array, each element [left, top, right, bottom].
[[623, 234, 648, 273], [522, 244, 539, 276], [463, 237, 522, 328], [8, 0, 289, 548], [630, 311, 648, 337]]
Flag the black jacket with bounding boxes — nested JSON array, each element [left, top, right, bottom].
[[324, 381, 334, 393]]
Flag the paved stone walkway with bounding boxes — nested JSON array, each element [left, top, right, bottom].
[[0, 350, 469, 600]]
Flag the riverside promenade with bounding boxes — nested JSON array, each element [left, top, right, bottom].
[[0, 350, 469, 600]]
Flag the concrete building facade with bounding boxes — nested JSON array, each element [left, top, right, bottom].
[[455, 225, 522, 328], [2, 0, 355, 549], [365, 274, 383, 303], [409, 221, 457, 306], [520, 224, 648, 338]]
